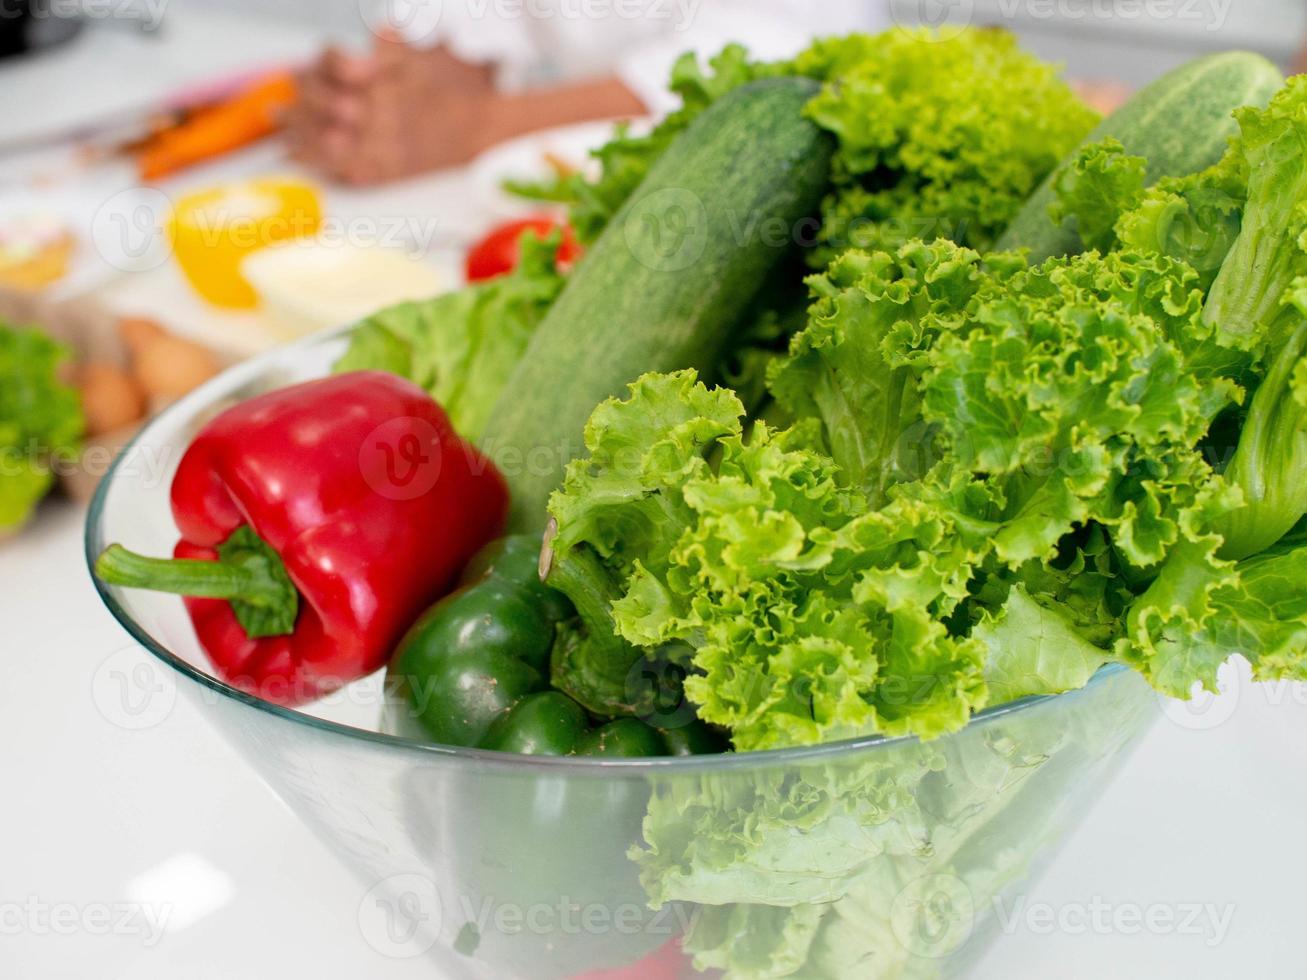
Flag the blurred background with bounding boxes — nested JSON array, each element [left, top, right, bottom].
[[2, 1, 1306, 978]]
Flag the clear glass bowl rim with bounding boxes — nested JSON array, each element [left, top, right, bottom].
[[84, 324, 1132, 774]]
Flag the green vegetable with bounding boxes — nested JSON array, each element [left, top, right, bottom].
[[974, 585, 1108, 705], [386, 534, 721, 756], [0, 321, 82, 531], [998, 51, 1283, 261], [796, 29, 1097, 261], [334, 232, 565, 439], [1203, 77, 1307, 356], [1047, 137, 1149, 254], [573, 30, 1096, 261], [546, 235, 1256, 750], [1114, 138, 1249, 289], [574, 717, 670, 758], [387, 542, 721, 978], [546, 66, 1307, 748], [1217, 313, 1307, 559], [480, 77, 836, 532], [1119, 525, 1307, 697], [635, 664, 1157, 979], [1116, 79, 1307, 694], [1193, 78, 1307, 559], [480, 691, 589, 755], [347, 29, 1093, 491]]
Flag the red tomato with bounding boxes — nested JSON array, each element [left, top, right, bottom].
[[465, 216, 581, 282], [569, 937, 691, 980]]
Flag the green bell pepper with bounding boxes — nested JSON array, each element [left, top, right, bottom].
[[388, 535, 724, 757]]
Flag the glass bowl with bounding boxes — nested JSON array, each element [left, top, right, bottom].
[[86, 329, 1159, 980]]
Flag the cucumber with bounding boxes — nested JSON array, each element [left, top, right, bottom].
[[997, 51, 1283, 261], [480, 77, 834, 532]]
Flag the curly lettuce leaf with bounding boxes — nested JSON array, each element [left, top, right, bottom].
[[548, 370, 744, 574], [1116, 140, 1248, 290], [773, 240, 1240, 576], [922, 248, 1238, 569], [1048, 137, 1148, 254], [544, 371, 744, 716], [1204, 75, 1307, 354], [636, 665, 1155, 980], [546, 240, 1259, 748], [0, 322, 82, 530], [974, 586, 1108, 703], [1051, 134, 1247, 286], [798, 30, 1097, 259], [767, 241, 1005, 504], [334, 233, 564, 439], [635, 756, 935, 911], [549, 371, 989, 750], [1197, 78, 1307, 558], [1119, 520, 1307, 697]]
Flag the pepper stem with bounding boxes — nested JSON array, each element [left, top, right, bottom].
[[96, 546, 280, 602], [95, 525, 300, 639]]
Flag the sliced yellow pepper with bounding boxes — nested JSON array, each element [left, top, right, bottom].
[[170, 178, 322, 309]]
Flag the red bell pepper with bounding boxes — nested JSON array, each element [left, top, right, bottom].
[[96, 371, 507, 705]]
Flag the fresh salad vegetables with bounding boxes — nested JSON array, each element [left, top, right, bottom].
[[86, 27, 1307, 980], [0, 321, 82, 533], [540, 69, 1307, 753], [96, 31, 1307, 746], [341, 30, 1097, 530], [567, 30, 1096, 258], [634, 667, 1153, 979], [998, 50, 1282, 262], [95, 372, 507, 704]]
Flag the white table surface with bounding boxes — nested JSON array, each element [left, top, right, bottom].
[[2, 8, 1306, 979]]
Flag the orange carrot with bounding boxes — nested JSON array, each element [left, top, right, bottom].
[[137, 73, 299, 181]]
